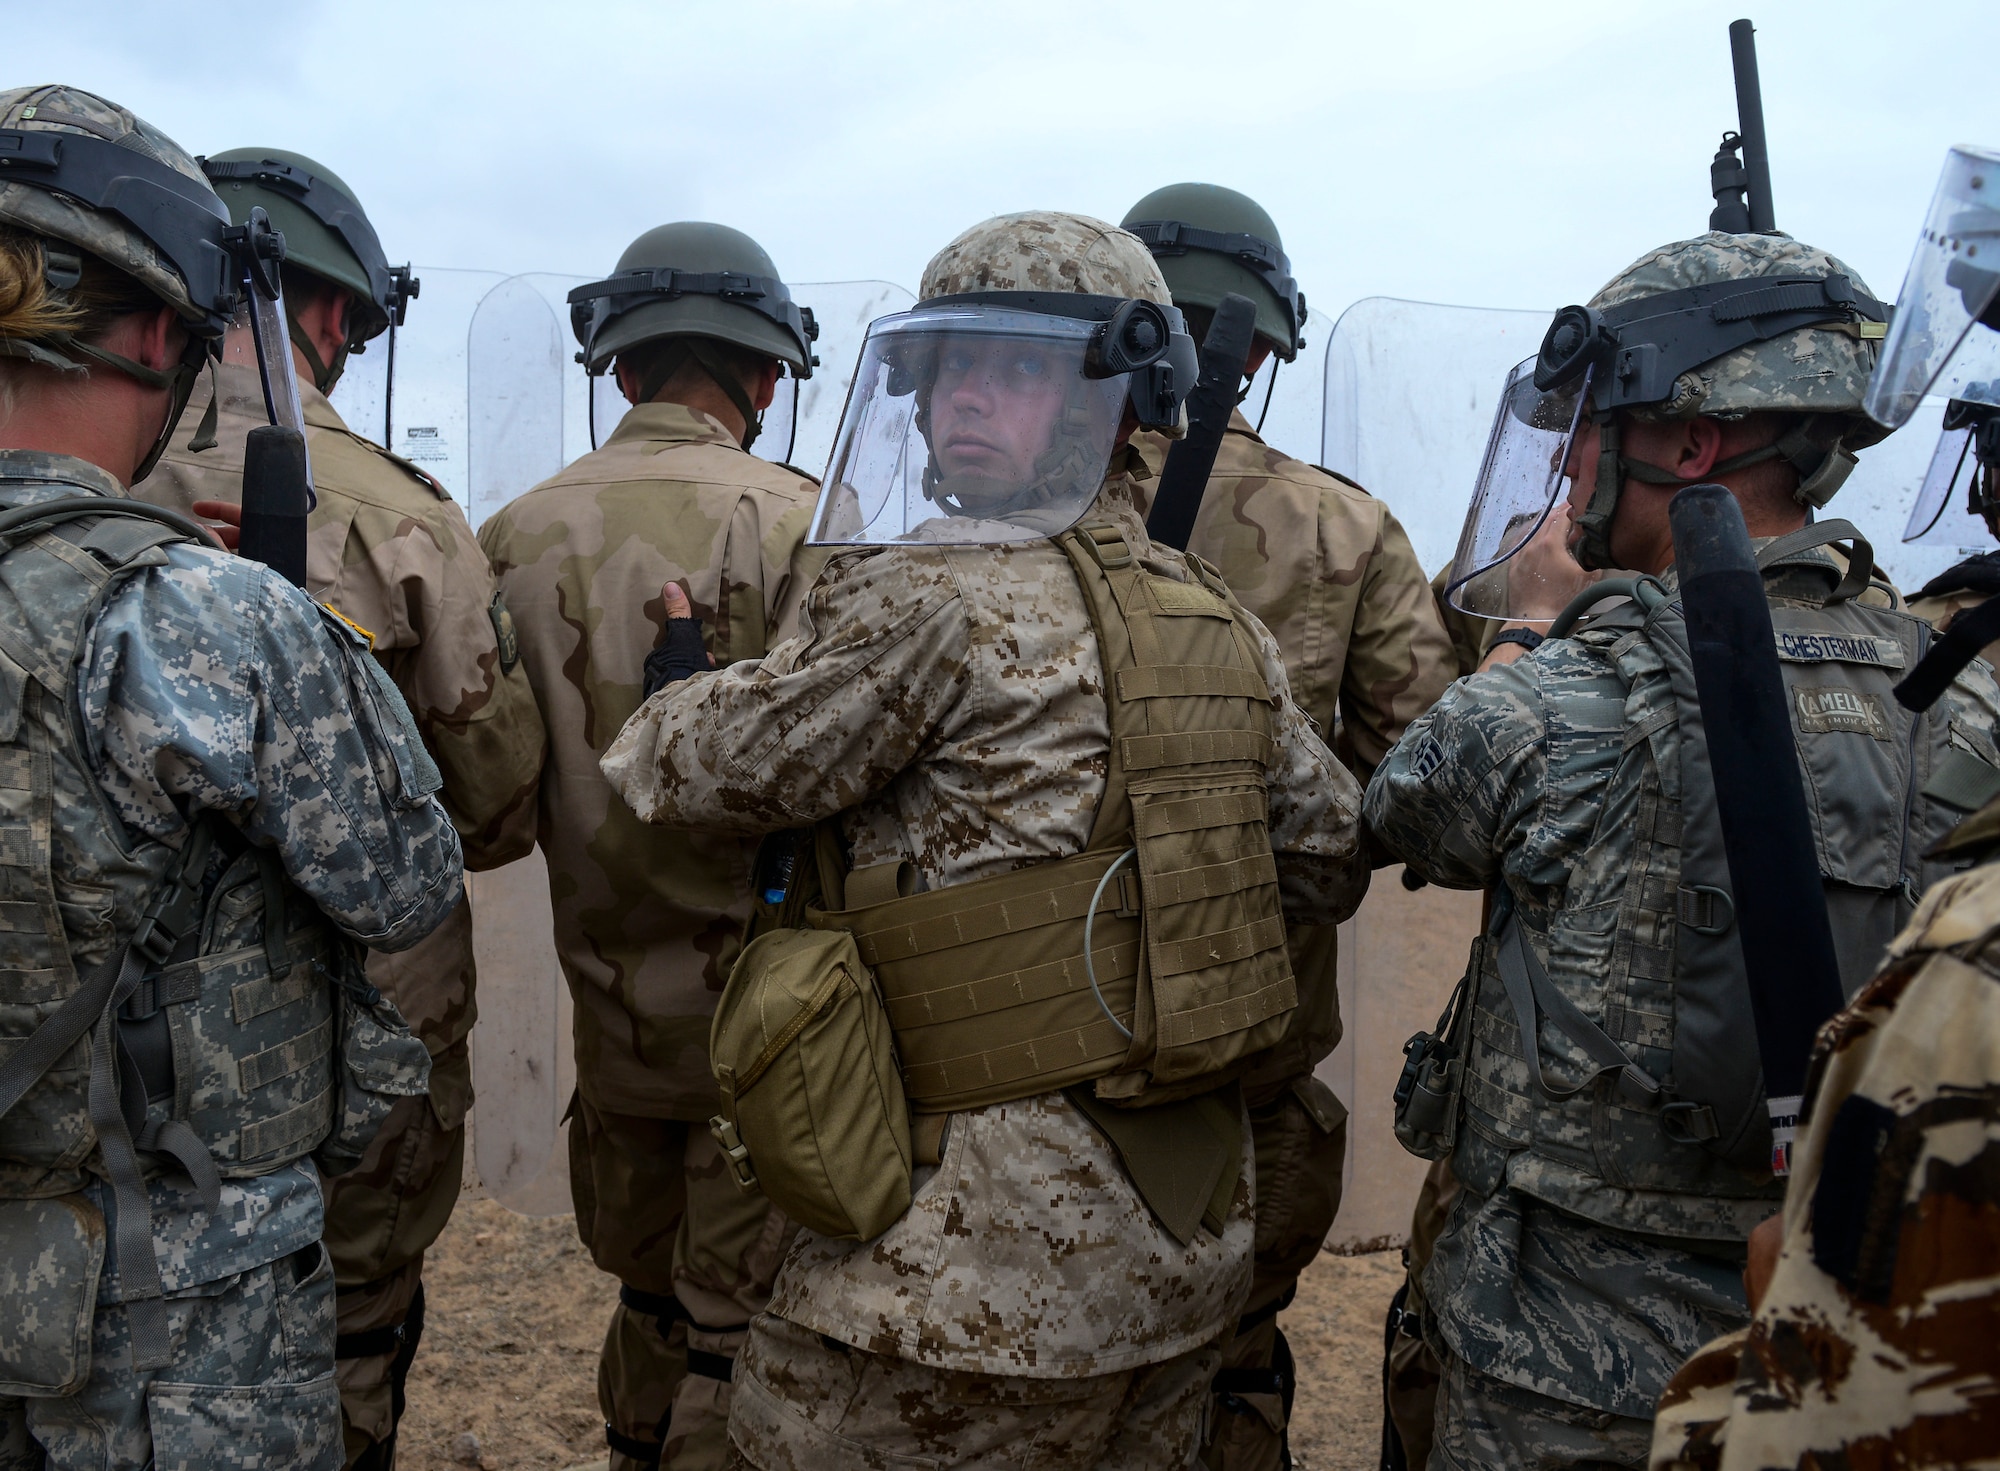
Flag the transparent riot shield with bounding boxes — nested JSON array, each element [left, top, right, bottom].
[[466, 276, 568, 531], [1320, 297, 1553, 580], [501, 276, 916, 480], [465, 850, 576, 1216], [328, 267, 505, 504]]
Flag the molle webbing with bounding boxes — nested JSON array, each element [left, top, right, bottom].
[[814, 519, 1296, 1112], [815, 846, 1143, 1112]]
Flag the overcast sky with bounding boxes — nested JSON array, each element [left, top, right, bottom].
[[12, 0, 1992, 310]]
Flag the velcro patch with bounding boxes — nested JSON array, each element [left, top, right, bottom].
[[1774, 631, 1905, 669], [1407, 732, 1446, 782], [1793, 685, 1891, 740], [1147, 579, 1230, 618]]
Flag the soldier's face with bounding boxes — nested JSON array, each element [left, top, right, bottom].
[[1558, 416, 1601, 551], [931, 337, 1067, 486]]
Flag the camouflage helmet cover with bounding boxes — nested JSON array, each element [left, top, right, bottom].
[[0, 85, 224, 328], [1588, 231, 1888, 446], [920, 211, 1173, 306]]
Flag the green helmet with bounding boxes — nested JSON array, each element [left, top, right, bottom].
[[567, 222, 817, 378], [1121, 183, 1305, 359], [199, 148, 416, 391]]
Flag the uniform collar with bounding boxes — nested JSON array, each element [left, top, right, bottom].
[[205, 360, 348, 435], [603, 400, 744, 452], [0, 448, 129, 498]]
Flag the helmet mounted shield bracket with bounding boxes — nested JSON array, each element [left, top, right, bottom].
[[565, 267, 819, 450], [807, 293, 1196, 548], [0, 127, 311, 489], [1123, 218, 1307, 358]]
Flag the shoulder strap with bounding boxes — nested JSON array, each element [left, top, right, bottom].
[[1755, 517, 1873, 603], [1055, 523, 1141, 855], [0, 496, 215, 556]]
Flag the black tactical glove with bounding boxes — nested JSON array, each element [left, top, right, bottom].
[[642, 615, 709, 699]]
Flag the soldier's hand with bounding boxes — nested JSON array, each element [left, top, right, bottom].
[[643, 582, 715, 698], [1744, 1210, 1783, 1312], [1505, 511, 1599, 624], [190, 499, 243, 552]]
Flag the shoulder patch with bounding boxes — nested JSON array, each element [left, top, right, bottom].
[[317, 602, 377, 650]]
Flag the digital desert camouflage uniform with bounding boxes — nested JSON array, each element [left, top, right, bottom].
[[601, 209, 1371, 1470], [1650, 798, 2000, 1471], [1365, 541, 2000, 1470], [139, 361, 545, 1464], [0, 450, 462, 1470], [1130, 411, 1454, 1462], [477, 401, 821, 1470], [604, 468, 1370, 1471]]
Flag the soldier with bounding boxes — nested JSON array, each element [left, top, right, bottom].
[[1120, 182, 1456, 1469], [1365, 230, 2000, 1469], [0, 86, 459, 1468], [132, 148, 546, 1468], [477, 222, 822, 1471], [603, 210, 1370, 1469], [1648, 141, 2000, 1471]]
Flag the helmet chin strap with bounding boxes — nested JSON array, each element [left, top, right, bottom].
[[1571, 413, 1855, 572], [287, 310, 350, 396], [634, 339, 764, 451]]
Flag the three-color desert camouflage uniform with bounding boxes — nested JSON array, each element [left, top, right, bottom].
[[479, 398, 822, 1470], [1651, 795, 2000, 1470]]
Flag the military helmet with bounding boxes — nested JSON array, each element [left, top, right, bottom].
[[0, 85, 240, 337], [199, 147, 416, 346], [568, 222, 816, 378], [1567, 232, 1889, 440], [1121, 183, 1305, 359]]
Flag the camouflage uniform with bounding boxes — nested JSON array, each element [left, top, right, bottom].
[[1129, 413, 1454, 1463], [138, 362, 544, 1465], [602, 211, 1367, 1467], [1366, 543, 2000, 1469], [0, 450, 462, 1470], [477, 402, 821, 1470], [1650, 808, 2000, 1471]]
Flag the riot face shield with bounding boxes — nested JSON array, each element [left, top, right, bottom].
[[1905, 400, 2000, 544], [1442, 358, 1592, 620], [1867, 146, 2000, 431], [809, 295, 1194, 547], [466, 275, 566, 530]]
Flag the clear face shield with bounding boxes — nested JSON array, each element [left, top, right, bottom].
[[1442, 357, 1592, 621], [1866, 145, 2000, 431], [809, 301, 1182, 547], [214, 206, 315, 501], [1904, 400, 2000, 544]]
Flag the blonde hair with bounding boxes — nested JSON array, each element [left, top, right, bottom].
[[0, 226, 164, 418]]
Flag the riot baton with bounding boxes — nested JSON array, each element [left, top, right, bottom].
[[1669, 485, 1844, 1172], [238, 425, 311, 587], [1147, 292, 1258, 553]]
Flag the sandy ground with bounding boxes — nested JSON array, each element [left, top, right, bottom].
[[394, 1194, 1401, 1471]]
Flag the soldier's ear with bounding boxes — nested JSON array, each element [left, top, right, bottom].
[[1678, 417, 1726, 480]]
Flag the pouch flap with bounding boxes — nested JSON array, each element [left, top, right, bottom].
[[0, 1193, 104, 1396]]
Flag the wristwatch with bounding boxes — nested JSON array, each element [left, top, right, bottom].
[[1486, 626, 1546, 656]]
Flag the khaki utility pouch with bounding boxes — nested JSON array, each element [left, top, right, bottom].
[[709, 926, 912, 1242], [316, 954, 432, 1179], [0, 1193, 103, 1395]]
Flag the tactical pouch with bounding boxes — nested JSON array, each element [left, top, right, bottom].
[[316, 951, 431, 1178], [709, 925, 912, 1242], [0, 1193, 103, 1395], [1392, 938, 1480, 1161]]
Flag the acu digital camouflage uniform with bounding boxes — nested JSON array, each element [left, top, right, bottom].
[[139, 359, 545, 1466], [478, 398, 821, 1470], [1650, 799, 2000, 1471], [1129, 408, 1454, 1466], [0, 450, 462, 1470], [602, 211, 1371, 1470]]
